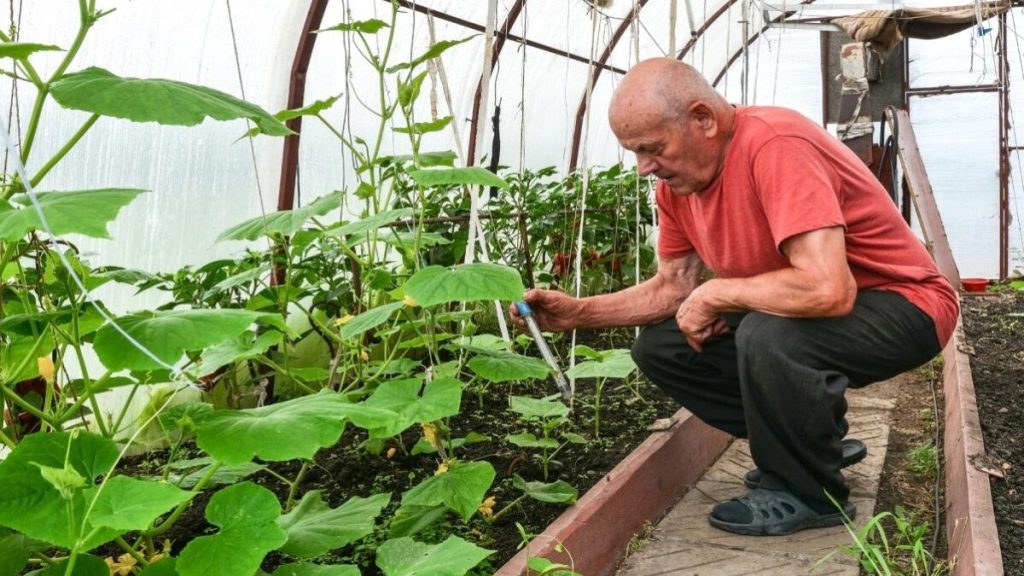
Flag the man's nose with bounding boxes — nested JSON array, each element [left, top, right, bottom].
[[637, 155, 657, 176]]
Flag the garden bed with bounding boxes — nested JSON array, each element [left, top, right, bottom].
[[115, 331, 684, 575], [961, 292, 1024, 575]]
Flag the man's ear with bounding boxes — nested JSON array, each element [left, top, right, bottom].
[[688, 101, 718, 138]]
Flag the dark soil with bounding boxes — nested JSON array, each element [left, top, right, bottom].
[[962, 291, 1024, 575], [121, 329, 680, 575], [872, 365, 949, 570]]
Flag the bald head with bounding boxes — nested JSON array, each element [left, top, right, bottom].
[[609, 58, 729, 136], [607, 58, 736, 195]]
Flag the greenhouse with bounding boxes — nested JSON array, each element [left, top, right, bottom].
[[0, 0, 1020, 575]]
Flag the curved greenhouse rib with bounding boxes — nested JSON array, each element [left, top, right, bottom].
[[568, 0, 651, 173], [277, 0, 330, 212], [710, 10, 792, 88]]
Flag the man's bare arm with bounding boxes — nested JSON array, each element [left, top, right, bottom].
[[513, 251, 705, 332], [675, 226, 856, 345]]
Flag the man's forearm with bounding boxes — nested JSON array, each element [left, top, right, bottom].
[[572, 253, 702, 329]]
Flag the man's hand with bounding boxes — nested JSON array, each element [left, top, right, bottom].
[[675, 282, 729, 351], [509, 289, 581, 333]]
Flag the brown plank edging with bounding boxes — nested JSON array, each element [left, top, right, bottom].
[[943, 315, 1004, 576], [495, 408, 732, 576]]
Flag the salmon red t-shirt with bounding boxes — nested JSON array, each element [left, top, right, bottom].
[[656, 106, 959, 346]]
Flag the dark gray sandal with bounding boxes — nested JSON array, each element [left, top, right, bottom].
[[708, 488, 856, 536], [743, 438, 867, 489]]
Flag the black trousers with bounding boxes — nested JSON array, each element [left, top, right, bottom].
[[631, 290, 941, 508]]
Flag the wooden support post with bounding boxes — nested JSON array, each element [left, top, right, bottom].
[[836, 42, 873, 165]]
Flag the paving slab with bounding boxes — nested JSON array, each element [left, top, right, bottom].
[[616, 384, 896, 576]]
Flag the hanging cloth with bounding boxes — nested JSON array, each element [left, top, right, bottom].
[[828, 1, 1009, 52]]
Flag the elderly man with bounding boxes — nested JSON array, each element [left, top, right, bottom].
[[510, 57, 958, 536]]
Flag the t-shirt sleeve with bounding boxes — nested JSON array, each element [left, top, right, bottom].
[[654, 180, 695, 259], [751, 136, 847, 251]]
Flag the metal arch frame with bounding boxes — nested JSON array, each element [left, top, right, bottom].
[[277, 0, 331, 212], [388, 0, 629, 165], [710, 9, 794, 87], [567, 0, 651, 173], [565, 0, 766, 173]]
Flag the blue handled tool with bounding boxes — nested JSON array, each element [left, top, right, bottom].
[[515, 302, 573, 400]]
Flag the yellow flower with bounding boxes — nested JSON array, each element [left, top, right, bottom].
[[403, 295, 419, 308], [105, 553, 138, 576], [434, 462, 449, 476], [359, 350, 370, 362], [478, 495, 497, 519], [386, 447, 397, 459], [421, 422, 439, 446], [37, 356, 54, 383], [332, 314, 355, 327]]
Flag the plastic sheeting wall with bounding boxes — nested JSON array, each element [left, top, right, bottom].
[[0, 0, 1019, 285], [0, 1, 309, 310]]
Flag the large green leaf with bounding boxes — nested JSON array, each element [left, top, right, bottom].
[[0, 42, 62, 59], [165, 458, 264, 490], [137, 559, 178, 576], [88, 476, 193, 531], [273, 565, 361, 576], [400, 461, 494, 522], [196, 330, 282, 377], [241, 96, 341, 138], [404, 263, 523, 308], [387, 505, 447, 539], [277, 491, 390, 558], [218, 192, 343, 241], [386, 36, 476, 73], [0, 332, 53, 381], [376, 536, 492, 576], [318, 19, 389, 34], [195, 392, 368, 465], [93, 309, 282, 371], [0, 432, 120, 549], [278, 97, 338, 121], [506, 432, 558, 450], [467, 351, 550, 383], [565, 349, 637, 380], [508, 395, 569, 420], [0, 529, 44, 576], [0, 189, 145, 241], [339, 301, 404, 340], [408, 167, 508, 190], [355, 377, 461, 438], [50, 67, 291, 136], [176, 482, 287, 576], [37, 554, 108, 576], [393, 116, 452, 135], [330, 207, 415, 238], [512, 475, 578, 504]]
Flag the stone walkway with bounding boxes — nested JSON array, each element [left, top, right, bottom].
[[616, 383, 897, 576]]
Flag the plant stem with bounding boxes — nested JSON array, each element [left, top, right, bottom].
[[0, 377, 57, 428], [0, 427, 16, 449], [285, 461, 311, 512], [114, 536, 148, 567], [145, 462, 222, 537], [70, 303, 109, 437], [9, 0, 96, 199], [489, 495, 526, 523], [30, 114, 99, 188]]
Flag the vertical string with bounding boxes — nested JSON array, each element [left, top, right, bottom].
[[465, 0, 511, 342], [225, 0, 273, 253], [426, 14, 465, 165], [567, 3, 602, 394]]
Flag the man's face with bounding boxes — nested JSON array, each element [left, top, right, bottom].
[[615, 115, 720, 196]]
